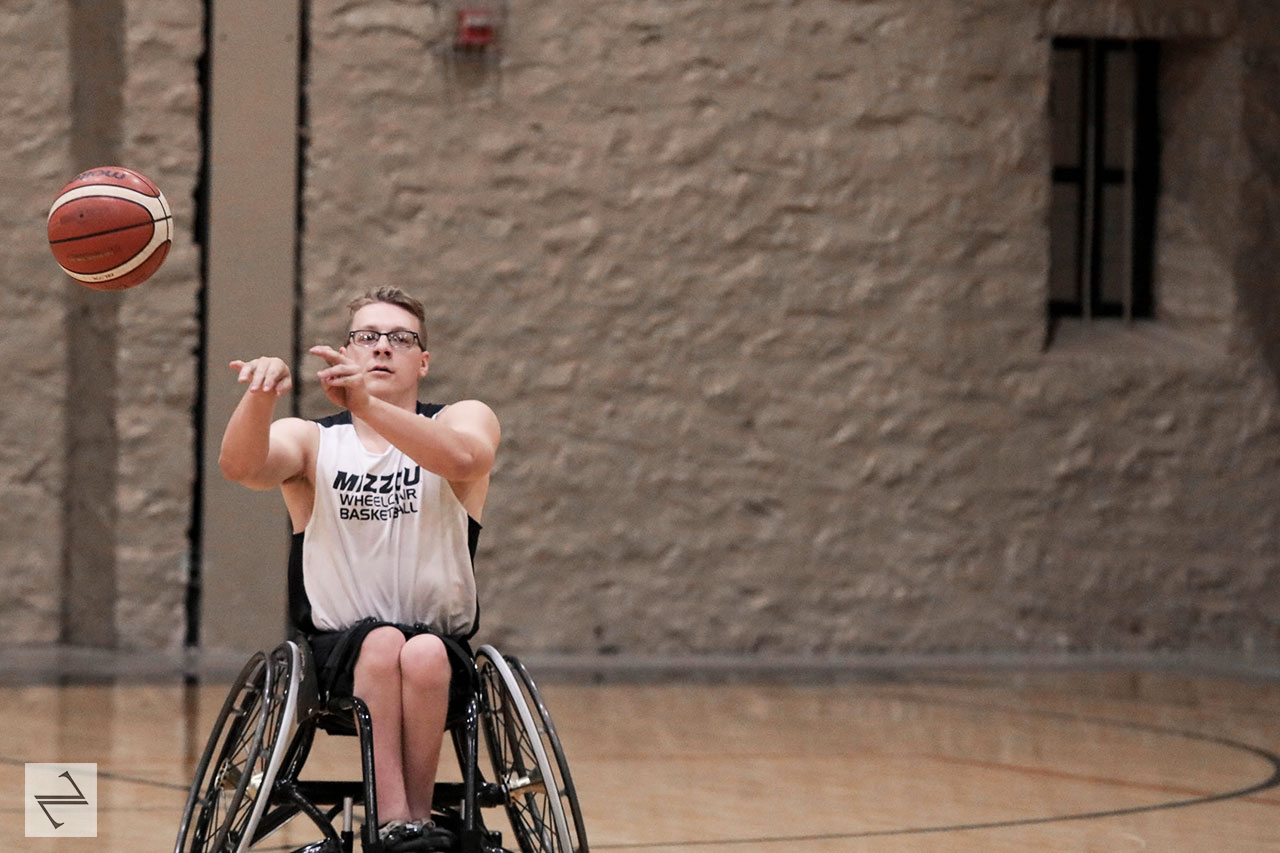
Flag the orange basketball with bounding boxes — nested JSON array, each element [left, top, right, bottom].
[[47, 166, 173, 291]]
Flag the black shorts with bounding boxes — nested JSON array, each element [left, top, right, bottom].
[[303, 617, 475, 724]]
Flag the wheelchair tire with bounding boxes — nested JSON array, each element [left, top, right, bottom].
[[175, 642, 300, 853], [475, 646, 576, 853], [506, 657, 588, 853]]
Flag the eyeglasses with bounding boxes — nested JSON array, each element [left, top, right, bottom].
[[347, 329, 423, 350]]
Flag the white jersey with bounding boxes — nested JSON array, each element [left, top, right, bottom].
[[290, 404, 480, 636]]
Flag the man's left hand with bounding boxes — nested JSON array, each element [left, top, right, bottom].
[[311, 345, 371, 413]]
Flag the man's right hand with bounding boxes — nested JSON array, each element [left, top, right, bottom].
[[221, 357, 312, 492], [230, 357, 293, 396]]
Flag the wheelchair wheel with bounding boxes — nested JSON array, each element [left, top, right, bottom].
[[475, 646, 577, 853], [175, 642, 300, 853], [506, 657, 588, 852]]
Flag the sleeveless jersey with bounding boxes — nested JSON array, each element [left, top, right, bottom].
[[289, 403, 481, 637]]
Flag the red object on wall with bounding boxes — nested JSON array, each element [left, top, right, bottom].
[[455, 8, 498, 50]]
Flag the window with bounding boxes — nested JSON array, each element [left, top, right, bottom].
[[1049, 38, 1160, 324]]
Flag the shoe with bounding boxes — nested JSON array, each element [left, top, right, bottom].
[[378, 820, 417, 851], [417, 820, 457, 852], [378, 819, 457, 852]]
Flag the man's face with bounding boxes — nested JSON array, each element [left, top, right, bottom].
[[345, 302, 429, 392]]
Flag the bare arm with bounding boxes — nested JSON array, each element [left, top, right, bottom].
[[219, 357, 314, 490], [354, 396, 500, 483], [310, 344, 500, 483]]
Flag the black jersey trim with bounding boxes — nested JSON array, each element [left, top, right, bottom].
[[288, 529, 313, 633], [313, 409, 352, 429]]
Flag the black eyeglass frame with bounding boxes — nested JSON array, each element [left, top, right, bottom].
[[346, 329, 424, 350]]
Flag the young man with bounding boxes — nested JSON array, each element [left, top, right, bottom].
[[219, 287, 500, 853]]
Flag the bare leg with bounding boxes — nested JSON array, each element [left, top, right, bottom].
[[352, 626, 410, 824], [399, 633, 453, 820]]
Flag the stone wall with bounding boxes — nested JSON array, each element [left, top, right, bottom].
[[1238, 0, 1280, 384], [112, 0, 203, 649], [0, 2, 70, 645], [0, 0, 1276, 660], [0, 1, 201, 650], [301, 0, 1279, 657]]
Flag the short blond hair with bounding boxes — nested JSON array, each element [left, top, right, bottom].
[[347, 287, 427, 345]]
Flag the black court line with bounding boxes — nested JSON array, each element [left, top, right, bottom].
[[591, 691, 1280, 849], [0, 756, 189, 792], [100, 769, 191, 792]]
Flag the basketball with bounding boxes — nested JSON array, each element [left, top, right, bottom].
[[47, 166, 173, 291]]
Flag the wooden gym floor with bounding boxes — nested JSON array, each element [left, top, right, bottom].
[[2, 660, 1278, 851]]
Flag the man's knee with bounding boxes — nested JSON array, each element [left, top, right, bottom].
[[400, 634, 451, 691], [357, 625, 407, 674]]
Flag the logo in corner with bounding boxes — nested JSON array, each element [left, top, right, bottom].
[[26, 763, 97, 837]]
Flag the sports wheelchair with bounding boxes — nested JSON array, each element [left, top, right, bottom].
[[174, 638, 587, 853]]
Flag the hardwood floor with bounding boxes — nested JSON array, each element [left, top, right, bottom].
[[2, 667, 1276, 851]]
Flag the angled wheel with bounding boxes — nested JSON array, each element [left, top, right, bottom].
[[506, 657, 588, 853], [175, 642, 300, 853], [475, 646, 577, 853]]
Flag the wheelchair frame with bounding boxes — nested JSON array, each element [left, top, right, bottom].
[[174, 639, 587, 853]]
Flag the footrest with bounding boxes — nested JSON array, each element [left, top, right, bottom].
[[292, 780, 367, 808], [432, 780, 507, 809]]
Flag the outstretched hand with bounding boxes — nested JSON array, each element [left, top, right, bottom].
[[229, 356, 292, 396], [310, 345, 371, 413]]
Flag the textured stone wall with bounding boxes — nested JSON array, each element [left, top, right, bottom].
[[0, 1, 201, 650], [111, 0, 203, 649], [1, 0, 1276, 659], [301, 0, 1279, 658], [0, 2, 70, 644], [1238, 0, 1280, 384]]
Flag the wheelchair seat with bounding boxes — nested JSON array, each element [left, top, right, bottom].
[[174, 638, 587, 853]]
